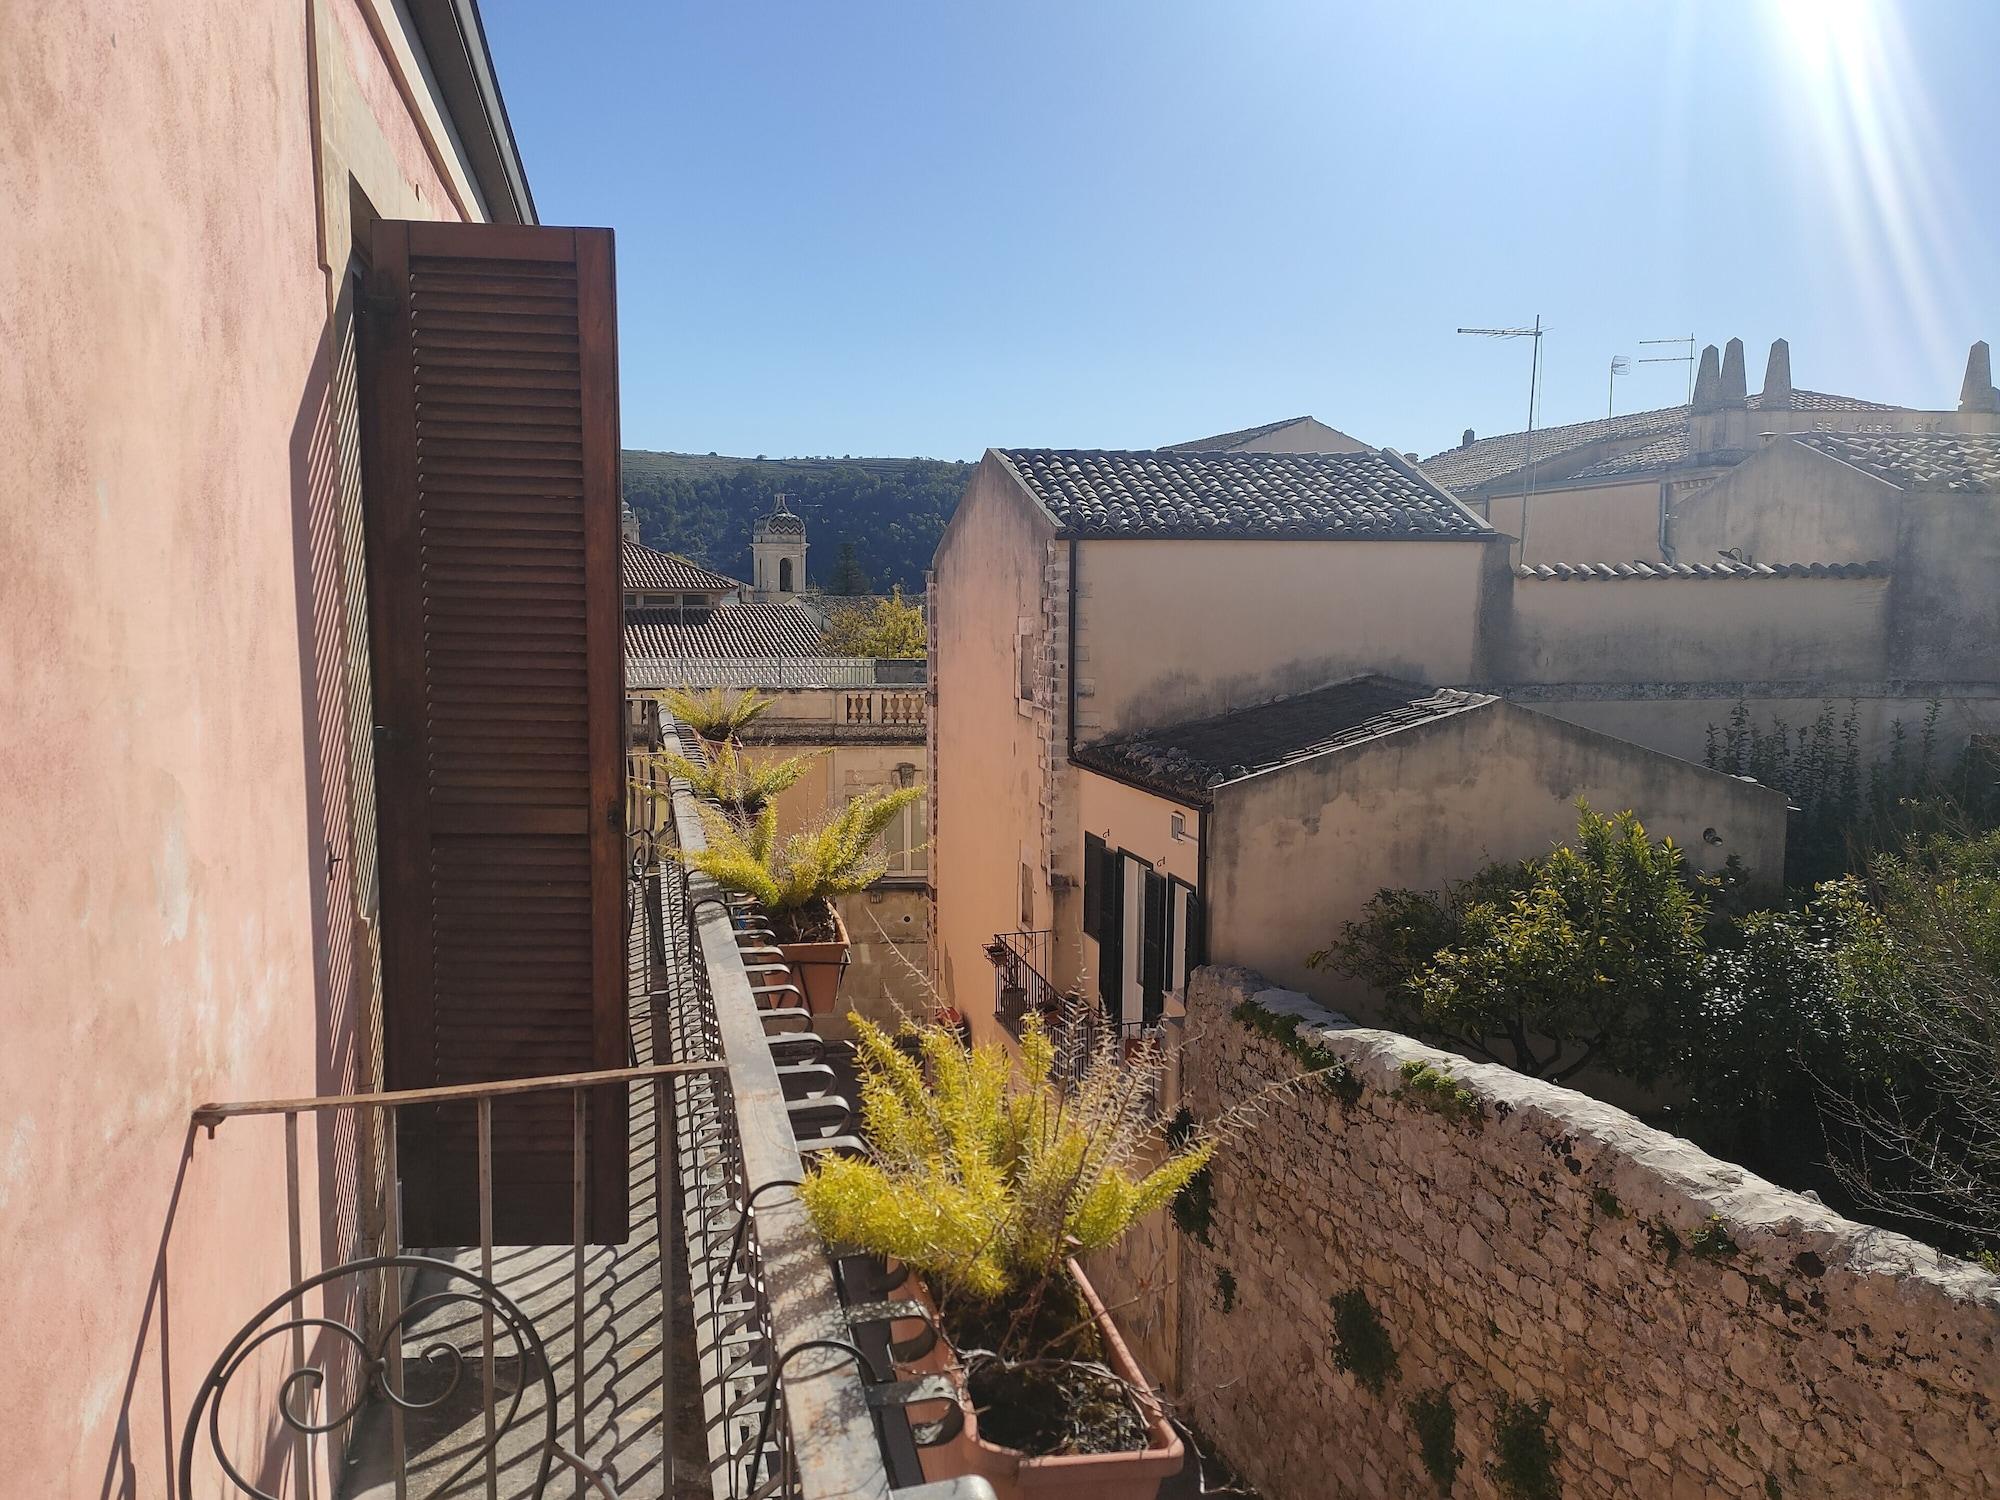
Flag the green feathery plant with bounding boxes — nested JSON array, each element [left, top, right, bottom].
[[672, 784, 924, 912], [635, 741, 820, 816], [799, 1014, 1212, 1326], [662, 685, 774, 742]]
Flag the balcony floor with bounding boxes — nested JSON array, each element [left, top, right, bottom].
[[339, 932, 707, 1498]]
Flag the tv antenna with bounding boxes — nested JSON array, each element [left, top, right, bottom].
[[1608, 354, 1631, 417], [1458, 316, 1547, 558], [1638, 334, 1697, 403]]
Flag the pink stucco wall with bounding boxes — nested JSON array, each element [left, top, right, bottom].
[[0, 2, 475, 1492]]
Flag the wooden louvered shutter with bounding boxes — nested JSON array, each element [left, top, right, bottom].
[[359, 221, 627, 1247]]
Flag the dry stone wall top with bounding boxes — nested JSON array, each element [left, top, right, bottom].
[[1178, 965, 2000, 1499]]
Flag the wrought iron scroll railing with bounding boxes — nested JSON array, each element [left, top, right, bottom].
[[186, 1052, 714, 1499]]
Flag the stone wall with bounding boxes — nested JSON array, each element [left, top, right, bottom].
[[1175, 966, 2000, 1499]]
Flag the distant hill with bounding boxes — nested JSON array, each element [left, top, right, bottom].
[[620, 450, 973, 593]]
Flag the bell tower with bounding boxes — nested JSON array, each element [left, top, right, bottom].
[[751, 493, 806, 602]]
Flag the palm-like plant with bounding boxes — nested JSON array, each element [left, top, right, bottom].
[[800, 1013, 1210, 1326], [636, 741, 820, 816], [673, 783, 924, 914], [662, 685, 774, 742]]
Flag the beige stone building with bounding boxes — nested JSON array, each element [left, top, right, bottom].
[[929, 413, 2000, 1047], [1072, 676, 1784, 1025], [929, 447, 1505, 1034], [1421, 335, 2000, 568]]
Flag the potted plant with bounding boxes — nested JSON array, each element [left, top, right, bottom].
[[637, 741, 822, 819], [800, 1013, 1208, 1499], [662, 685, 774, 746], [673, 784, 924, 1014]]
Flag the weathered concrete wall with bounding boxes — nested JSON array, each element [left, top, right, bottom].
[[1498, 575, 1891, 685], [1204, 702, 1787, 1016], [1669, 439, 1900, 565], [0, 1, 486, 1493], [1893, 490, 2000, 680], [1486, 478, 1664, 566], [930, 454, 1062, 1038], [1178, 966, 2000, 1500], [1514, 690, 2000, 771], [1075, 537, 1493, 739]]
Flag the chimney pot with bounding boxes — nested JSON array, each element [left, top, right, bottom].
[[1692, 344, 1723, 413], [1762, 338, 1794, 409], [1720, 338, 1748, 409], [1461, 428, 1476, 448], [1961, 340, 1997, 414]]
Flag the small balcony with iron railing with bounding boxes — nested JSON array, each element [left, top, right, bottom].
[[983, 932, 1167, 1116], [180, 714, 991, 1500]]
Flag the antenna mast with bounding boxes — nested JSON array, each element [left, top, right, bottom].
[[1458, 316, 1547, 559], [1638, 334, 1697, 403], [1608, 354, 1631, 417]]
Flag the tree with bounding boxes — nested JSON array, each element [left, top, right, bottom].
[[1313, 805, 1709, 1084], [820, 586, 926, 658], [1816, 828, 2000, 1251], [827, 540, 870, 596]]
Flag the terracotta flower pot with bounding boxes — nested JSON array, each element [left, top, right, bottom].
[[894, 1260, 1182, 1500], [775, 899, 850, 1016]]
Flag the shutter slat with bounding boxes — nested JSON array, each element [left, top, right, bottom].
[[362, 220, 627, 1248]]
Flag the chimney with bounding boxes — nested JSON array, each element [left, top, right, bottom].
[[1961, 340, 1998, 414], [1461, 428, 1476, 449], [1720, 337, 1748, 409], [1761, 338, 1794, 410], [1691, 344, 1722, 413]]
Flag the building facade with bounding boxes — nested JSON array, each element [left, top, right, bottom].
[[0, 2, 571, 1493], [929, 419, 2000, 1047]]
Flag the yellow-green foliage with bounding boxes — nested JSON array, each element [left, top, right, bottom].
[[800, 1016, 1213, 1303], [662, 685, 774, 740], [672, 784, 923, 912], [820, 586, 927, 659], [636, 741, 819, 813]]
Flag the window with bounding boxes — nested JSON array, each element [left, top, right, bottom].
[[1017, 623, 1036, 702], [1082, 834, 1108, 940], [1168, 878, 1199, 992], [1019, 860, 1035, 928], [881, 790, 928, 877], [1141, 868, 1168, 1024], [779, 556, 794, 593]]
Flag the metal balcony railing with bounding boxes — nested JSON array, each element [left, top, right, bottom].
[[179, 752, 988, 1498], [627, 656, 927, 691]]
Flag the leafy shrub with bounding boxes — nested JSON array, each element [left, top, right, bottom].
[[672, 785, 922, 913], [820, 585, 926, 658], [1165, 1108, 1215, 1244], [663, 685, 773, 741], [798, 1015, 1210, 1334], [1490, 1397, 1560, 1500], [1395, 1061, 1483, 1126], [1408, 1388, 1462, 1493], [1330, 1288, 1399, 1395], [1315, 805, 1708, 1084]]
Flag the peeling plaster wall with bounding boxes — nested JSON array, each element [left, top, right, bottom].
[[1177, 967, 2000, 1500], [0, 2, 484, 1493]]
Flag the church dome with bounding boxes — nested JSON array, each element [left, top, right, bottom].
[[755, 494, 805, 537]]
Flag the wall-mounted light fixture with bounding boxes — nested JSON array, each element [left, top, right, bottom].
[[895, 762, 918, 788]]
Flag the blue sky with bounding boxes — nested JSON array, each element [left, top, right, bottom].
[[481, 1, 1997, 461]]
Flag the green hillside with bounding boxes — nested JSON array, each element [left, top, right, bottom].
[[620, 450, 972, 593]]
